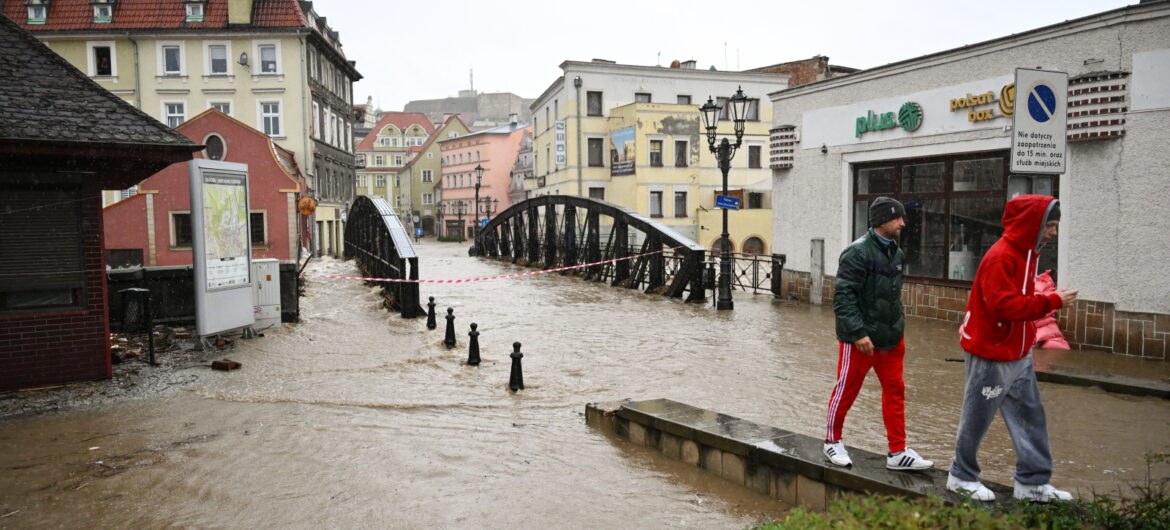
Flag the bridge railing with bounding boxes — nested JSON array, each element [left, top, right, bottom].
[[473, 195, 708, 302], [343, 195, 422, 318], [710, 251, 787, 295]]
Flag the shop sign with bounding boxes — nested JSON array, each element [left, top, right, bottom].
[[855, 102, 923, 138], [949, 83, 1016, 122], [554, 121, 567, 165]]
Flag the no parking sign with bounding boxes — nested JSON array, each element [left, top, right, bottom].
[[1010, 68, 1068, 174]]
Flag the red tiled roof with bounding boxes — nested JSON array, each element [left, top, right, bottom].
[[356, 112, 436, 151], [400, 114, 468, 170], [253, 0, 305, 27], [3, 0, 305, 31]]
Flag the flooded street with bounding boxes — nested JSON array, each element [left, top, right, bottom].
[[2, 239, 1169, 528]]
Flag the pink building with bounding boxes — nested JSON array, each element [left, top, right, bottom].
[[436, 121, 528, 239], [103, 109, 306, 266]]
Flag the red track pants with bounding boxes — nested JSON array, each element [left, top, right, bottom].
[[824, 339, 906, 453]]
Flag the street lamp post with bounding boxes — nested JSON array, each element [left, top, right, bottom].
[[700, 87, 749, 311], [454, 200, 467, 243], [473, 164, 484, 238]]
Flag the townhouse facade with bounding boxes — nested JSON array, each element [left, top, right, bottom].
[[355, 112, 434, 214], [395, 115, 471, 237], [7, 0, 361, 257], [437, 121, 527, 240], [528, 60, 788, 252]]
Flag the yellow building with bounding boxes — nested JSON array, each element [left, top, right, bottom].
[[528, 60, 786, 254], [9, 0, 361, 257]]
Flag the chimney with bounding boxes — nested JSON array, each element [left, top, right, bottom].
[[228, 0, 254, 25], [509, 113, 518, 125]]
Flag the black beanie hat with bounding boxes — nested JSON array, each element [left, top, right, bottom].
[[1047, 201, 1061, 222], [869, 197, 906, 227]]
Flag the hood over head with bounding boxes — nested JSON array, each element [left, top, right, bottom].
[[1000, 194, 1058, 253]]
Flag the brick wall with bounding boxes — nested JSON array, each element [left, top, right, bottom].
[[0, 180, 111, 391], [780, 272, 1168, 359]]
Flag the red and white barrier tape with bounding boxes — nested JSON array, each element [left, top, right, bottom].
[[313, 246, 681, 284]]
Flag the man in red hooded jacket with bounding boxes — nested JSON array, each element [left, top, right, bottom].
[[945, 195, 1078, 503]]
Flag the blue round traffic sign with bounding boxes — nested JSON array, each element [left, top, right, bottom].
[[1027, 84, 1057, 123]]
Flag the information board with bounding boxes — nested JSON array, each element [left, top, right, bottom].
[[189, 159, 254, 337]]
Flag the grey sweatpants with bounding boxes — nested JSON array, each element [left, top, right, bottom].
[[949, 350, 1053, 485]]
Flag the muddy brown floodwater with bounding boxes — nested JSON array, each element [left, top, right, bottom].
[[2, 240, 1169, 528]]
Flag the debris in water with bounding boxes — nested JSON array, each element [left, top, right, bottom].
[[211, 360, 242, 371]]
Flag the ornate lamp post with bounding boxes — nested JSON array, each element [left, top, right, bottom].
[[473, 164, 484, 237], [700, 87, 749, 311]]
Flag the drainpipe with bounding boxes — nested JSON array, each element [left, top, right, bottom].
[[573, 76, 583, 196], [126, 32, 141, 109]]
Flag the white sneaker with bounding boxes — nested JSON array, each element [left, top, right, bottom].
[[823, 441, 852, 467], [947, 473, 996, 501], [887, 448, 933, 471], [1014, 481, 1073, 503]]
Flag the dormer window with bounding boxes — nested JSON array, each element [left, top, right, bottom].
[[25, 0, 49, 25], [91, 0, 115, 23], [184, 1, 205, 22]]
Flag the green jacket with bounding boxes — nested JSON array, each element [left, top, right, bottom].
[[833, 230, 905, 349]]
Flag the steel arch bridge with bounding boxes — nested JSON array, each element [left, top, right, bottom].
[[472, 195, 708, 302], [343, 195, 422, 318]]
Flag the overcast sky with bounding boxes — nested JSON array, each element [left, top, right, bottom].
[[323, 0, 1135, 112]]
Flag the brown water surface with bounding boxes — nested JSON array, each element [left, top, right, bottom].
[[1, 240, 1168, 528]]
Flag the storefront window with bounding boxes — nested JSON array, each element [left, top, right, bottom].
[[852, 151, 1054, 283]]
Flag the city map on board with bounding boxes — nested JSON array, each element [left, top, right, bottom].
[[201, 172, 249, 290]]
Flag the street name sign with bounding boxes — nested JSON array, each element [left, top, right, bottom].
[[715, 194, 741, 210], [1010, 68, 1068, 174]]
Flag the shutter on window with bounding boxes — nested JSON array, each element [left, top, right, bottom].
[[0, 186, 85, 292]]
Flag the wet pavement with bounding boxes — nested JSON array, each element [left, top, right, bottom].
[[1, 239, 1168, 528]]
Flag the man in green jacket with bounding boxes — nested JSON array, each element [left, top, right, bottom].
[[822, 197, 933, 472]]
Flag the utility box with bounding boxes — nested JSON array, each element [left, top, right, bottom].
[[251, 258, 281, 330]]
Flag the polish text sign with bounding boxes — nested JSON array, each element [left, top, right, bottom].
[[1010, 68, 1068, 174]]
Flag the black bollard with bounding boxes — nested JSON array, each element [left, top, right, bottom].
[[508, 342, 524, 391], [467, 323, 481, 366], [426, 296, 437, 330], [444, 308, 456, 349]]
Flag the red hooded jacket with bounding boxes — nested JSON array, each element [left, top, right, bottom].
[[959, 195, 1064, 361]]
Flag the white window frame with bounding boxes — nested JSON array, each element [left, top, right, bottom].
[[394, 155, 403, 166], [421, 169, 433, 182], [93, 4, 113, 22], [649, 189, 664, 217], [254, 40, 281, 75], [422, 192, 434, 206], [257, 100, 283, 137], [673, 187, 688, 218], [162, 100, 186, 128], [376, 175, 386, 188], [673, 138, 690, 168], [311, 101, 320, 139], [427, 152, 434, 159], [86, 41, 117, 78], [27, 5, 47, 24], [375, 155, 385, 166], [204, 41, 232, 76], [208, 100, 232, 116], [157, 41, 186, 76], [185, 2, 205, 21]]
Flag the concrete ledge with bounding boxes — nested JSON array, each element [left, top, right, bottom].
[[587, 398, 1016, 510], [1035, 366, 1170, 399]]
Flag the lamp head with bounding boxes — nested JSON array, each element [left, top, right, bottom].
[[699, 96, 721, 143], [729, 86, 749, 139]]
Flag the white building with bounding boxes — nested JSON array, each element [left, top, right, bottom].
[[768, 1, 1170, 358]]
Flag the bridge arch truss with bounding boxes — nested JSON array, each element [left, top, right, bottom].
[[472, 195, 707, 302], [343, 195, 422, 318]]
